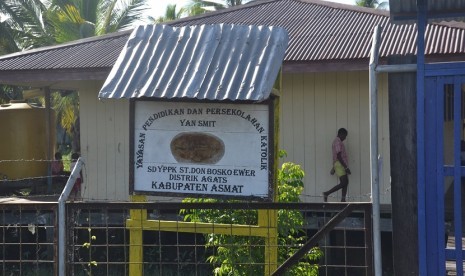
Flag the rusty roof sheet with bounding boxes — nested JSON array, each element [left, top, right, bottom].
[[98, 24, 289, 101]]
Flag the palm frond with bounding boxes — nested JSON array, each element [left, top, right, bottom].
[[48, 4, 91, 42], [3, 0, 54, 49], [151, 4, 186, 23], [0, 21, 21, 54], [376, 1, 389, 10], [96, 0, 118, 35], [100, 0, 146, 34], [76, 0, 99, 25], [51, 91, 79, 135]]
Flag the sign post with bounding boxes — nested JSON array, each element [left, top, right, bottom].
[[128, 96, 280, 275]]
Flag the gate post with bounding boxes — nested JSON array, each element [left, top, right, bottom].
[[259, 209, 278, 275], [129, 195, 147, 276], [262, 93, 279, 275]]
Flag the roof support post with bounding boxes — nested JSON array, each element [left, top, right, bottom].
[[416, 0, 428, 275], [369, 24, 382, 276], [45, 87, 53, 193]]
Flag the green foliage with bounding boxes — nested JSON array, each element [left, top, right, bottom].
[[277, 162, 323, 276], [0, 85, 23, 103], [1, 0, 147, 153], [150, 4, 186, 23], [181, 159, 322, 275], [51, 90, 79, 136], [355, 0, 389, 9], [81, 228, 98, 275]]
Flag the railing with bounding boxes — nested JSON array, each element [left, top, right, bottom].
[[65, 202, 373, 276], [0, 197, 373, 275], [59, 157, 84, 276], [0, 202, 57, 275]]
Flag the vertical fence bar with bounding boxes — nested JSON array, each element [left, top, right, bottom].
[[259, 209, 277, 275], [58, 158, 84, 276], [453, 77, 463, 275], [416, 1, 427, 274], [129, 195, 147, 276], [364, 204, 374, 275], [436, 77, 446, 276], [425, 76, 439, 275]]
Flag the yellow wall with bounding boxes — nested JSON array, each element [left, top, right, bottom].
[[77, 72, 391, 204], [280, 71, 391, 204], [79, 81, 130, 201]]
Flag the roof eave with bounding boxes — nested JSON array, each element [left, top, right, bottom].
[[0, 67, 111, 86]]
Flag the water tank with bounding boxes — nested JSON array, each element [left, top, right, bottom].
[[0, 101, 55, 181]]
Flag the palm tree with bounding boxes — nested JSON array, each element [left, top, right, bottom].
[[0, 22, 19, 55], [150, 4, 185, 23], [0, 0, 54, 50], [1, 0, 147, 49], [355, 0, 389, 9], [47, 0, 147, 43], [0, 0, 53, 103], [185, 0, 250, 16]]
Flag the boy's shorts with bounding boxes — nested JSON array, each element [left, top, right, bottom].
[[334, 161, 347, 177]]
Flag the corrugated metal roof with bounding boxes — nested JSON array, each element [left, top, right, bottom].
[[98, 24, 289, 101], [168, 0, 465, 60], [0, 0, 464, 77], [0, 31, 130, 71], [389, 0, 465, 23], [169, 0, 391, 61]]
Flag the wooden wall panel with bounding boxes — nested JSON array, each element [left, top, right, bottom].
[[358, 72, 371, 202], [347, 71, 362, 201], [104, 99, 116, 199], [79, 82, 99, 200], [378, 73, 392, 203], [96, 94, 107, 199], [303, 74, 316, 199], [292, 73, 305, 166], [281, 74, 294, 156], [280, 71, 391, 203], [79, 86, 90, 199], [114, 99, 130, 201], [314, 73, 331, 200], [79, 82, 130, 201]]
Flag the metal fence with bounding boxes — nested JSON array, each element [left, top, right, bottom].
[[0, 201, 57, 275], [0, 201, 373, 275]]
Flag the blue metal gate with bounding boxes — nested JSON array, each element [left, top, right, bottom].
[[424, 63, 465, 275]]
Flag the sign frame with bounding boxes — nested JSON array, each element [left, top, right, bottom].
[[129, 98, 275, 201]]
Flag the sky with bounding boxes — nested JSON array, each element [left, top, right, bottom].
[[146, 0, 356, 20]]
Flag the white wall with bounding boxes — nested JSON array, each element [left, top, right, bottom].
[[79, 81, 130, 201], [280, 71, 391, 203], [77, 71, 392, 204]]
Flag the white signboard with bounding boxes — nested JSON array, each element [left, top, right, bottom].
[[131, 101, 272, 199]]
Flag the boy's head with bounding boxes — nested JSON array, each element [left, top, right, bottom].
[[71, 152, 80, 160], [55, 152, 62, 160], [337, 128, 348, 141]]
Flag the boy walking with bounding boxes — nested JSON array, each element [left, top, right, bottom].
[[323, 128, 350, 202]]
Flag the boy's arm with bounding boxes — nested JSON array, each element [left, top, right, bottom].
[[337, 152, 351, 174]]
